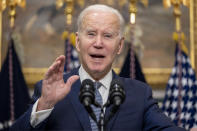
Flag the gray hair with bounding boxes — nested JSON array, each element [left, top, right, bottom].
[[77, 4, 125, 37]]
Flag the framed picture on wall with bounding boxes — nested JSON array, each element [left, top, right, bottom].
[[0, 0, 196, 88]]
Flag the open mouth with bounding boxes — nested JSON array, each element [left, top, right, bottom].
[[90, 54, 105, 58]]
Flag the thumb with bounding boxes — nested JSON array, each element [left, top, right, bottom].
[[66, 75, 80, 88]]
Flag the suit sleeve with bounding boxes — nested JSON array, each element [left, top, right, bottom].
[[10, 80, 48, 130], [143, 85, 186, 131]]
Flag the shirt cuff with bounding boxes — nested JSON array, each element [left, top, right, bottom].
[[30, 99, 54, 127]]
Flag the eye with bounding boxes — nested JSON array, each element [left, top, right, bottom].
[[87, 32, 96, 36], [104, 33, 112, 38]]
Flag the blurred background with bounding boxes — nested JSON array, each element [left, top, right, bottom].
[[0, 0, 197, 130]]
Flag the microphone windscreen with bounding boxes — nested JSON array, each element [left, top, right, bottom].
[[110, 79, 123, 89], [109, 79, 125, 106], [81, 79, 94, 90]]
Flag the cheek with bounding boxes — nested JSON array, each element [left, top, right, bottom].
[[78, 42, 87, 52], [109, 44, 120, 56]]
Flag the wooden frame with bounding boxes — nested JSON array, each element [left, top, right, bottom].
[[0, 0, 196, 88]]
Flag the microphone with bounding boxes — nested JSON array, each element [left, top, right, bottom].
[[79, 79, 95, 106], [104, 79, 125, 125], [108, 79, 125, 107], [79, 79, 97, 122]]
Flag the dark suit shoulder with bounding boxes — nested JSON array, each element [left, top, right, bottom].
[[63, 68, 79, 82], [119, 77, 151, 95]]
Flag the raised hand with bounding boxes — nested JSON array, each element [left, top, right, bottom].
[[37, 55, 79, 111]]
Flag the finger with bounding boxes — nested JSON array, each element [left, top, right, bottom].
[[54, 55, 65, 74], [45, 60, 61, 79], [58, 56, 66, 73], [55, 55, 65, 63], [61, 75, 79, 96], [45, 55, 65, 78], [65, 75, 80, 88]]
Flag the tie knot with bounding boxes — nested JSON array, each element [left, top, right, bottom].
[[94, 81, 102, 89]]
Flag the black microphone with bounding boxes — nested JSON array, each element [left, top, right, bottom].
[[108, 79, 125, 107], [79, 79, 97, 122], [104, 79, 125, 125]]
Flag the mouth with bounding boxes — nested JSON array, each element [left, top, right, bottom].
[[89, 52, 106, 61], [90, 54, 105, 58]]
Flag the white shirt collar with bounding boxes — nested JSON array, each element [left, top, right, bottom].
[[79, 65, 112, 90]]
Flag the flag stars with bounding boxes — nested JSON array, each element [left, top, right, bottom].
[[72, 50, 78, 57], [165, 101, 170, 108], [172, 67, 176, 75], [195, 81, 197, 86], [194, 113, 197, 120], [172, 101, 177, 109], [185, 125, 189, 130], [177, 55, 182, 62], [188, 79, 193, 87], [168, 78, 174, 86], [175, 78, 179, 86], [164, 112, 169, 117], [162, 45, 197, 129], [182, 78, 187, 87], [189, 68, 194, 75], [186, 58, 190, 64], [180, 113, 184, 119], [176, 68, 181, 74], [186, 101, 192, 109], [74, 61, 80, 67], [188, 91, 193, 98], [173, 90, 179, 97], [170, 113, 176, 120], [167, 89, 172, 96], [180, 101, 184, 109], [182, 56, 186, 64], [185, 113, 191, 121], [69, 63, 73, 69], [181, 90, 185, 96], [182, 68, 186, 75]]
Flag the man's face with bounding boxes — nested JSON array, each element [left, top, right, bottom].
[[76, 11, 124, 80]]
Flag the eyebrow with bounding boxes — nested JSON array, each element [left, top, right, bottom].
[[85, 28, 96, 32]]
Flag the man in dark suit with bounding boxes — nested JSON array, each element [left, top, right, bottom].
[[11, 4, 185, 131]]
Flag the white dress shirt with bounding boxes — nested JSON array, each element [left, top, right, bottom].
[[30, 66, 112, 127]]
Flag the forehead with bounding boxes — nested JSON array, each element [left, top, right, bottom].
[[81, 11, 120, 31]]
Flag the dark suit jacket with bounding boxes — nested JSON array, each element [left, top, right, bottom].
[[10, 68, 185, 131]]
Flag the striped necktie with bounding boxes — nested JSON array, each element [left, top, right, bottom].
[[90, 82, 103, 131]]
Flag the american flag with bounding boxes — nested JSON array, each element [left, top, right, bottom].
[[0, 38, 30, 131], [64, 38, 80, 73], [162, 43, 197, 130]]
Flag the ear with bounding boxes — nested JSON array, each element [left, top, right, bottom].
[[117, 37, 124, 54], [75, 32, 80, 52]]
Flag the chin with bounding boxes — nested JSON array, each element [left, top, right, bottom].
[[89, 66, 105, 73], [91, 68, 104, 73]]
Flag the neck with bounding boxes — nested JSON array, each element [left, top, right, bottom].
[[90, 72, 107, 81], [82, 65, 111, 81]]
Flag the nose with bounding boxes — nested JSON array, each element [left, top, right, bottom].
[[93, 35, 103, 49]]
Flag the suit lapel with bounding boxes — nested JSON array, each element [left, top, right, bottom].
[[105, 71, 122, 130], [66, 69, 123, 130], [66, 69, 92, 131]]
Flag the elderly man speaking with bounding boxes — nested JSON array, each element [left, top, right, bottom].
[[11, 4, 185, 131]]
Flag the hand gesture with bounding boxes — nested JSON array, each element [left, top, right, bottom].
[[37, 55, 79, 111]]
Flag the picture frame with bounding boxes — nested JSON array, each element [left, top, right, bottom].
[[0, 0, 196, 89]]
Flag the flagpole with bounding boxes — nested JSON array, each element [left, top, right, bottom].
[[0, 11, 2, 70], [190, 0, 195, 69]]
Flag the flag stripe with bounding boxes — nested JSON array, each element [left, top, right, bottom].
[[8, 45, 15, 122], [162, 43, 197, 130], [64, 38, 79, 73], [0, 38, 30, 130]]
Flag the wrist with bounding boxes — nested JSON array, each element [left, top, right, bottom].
[[37, 97, 54, 111]]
